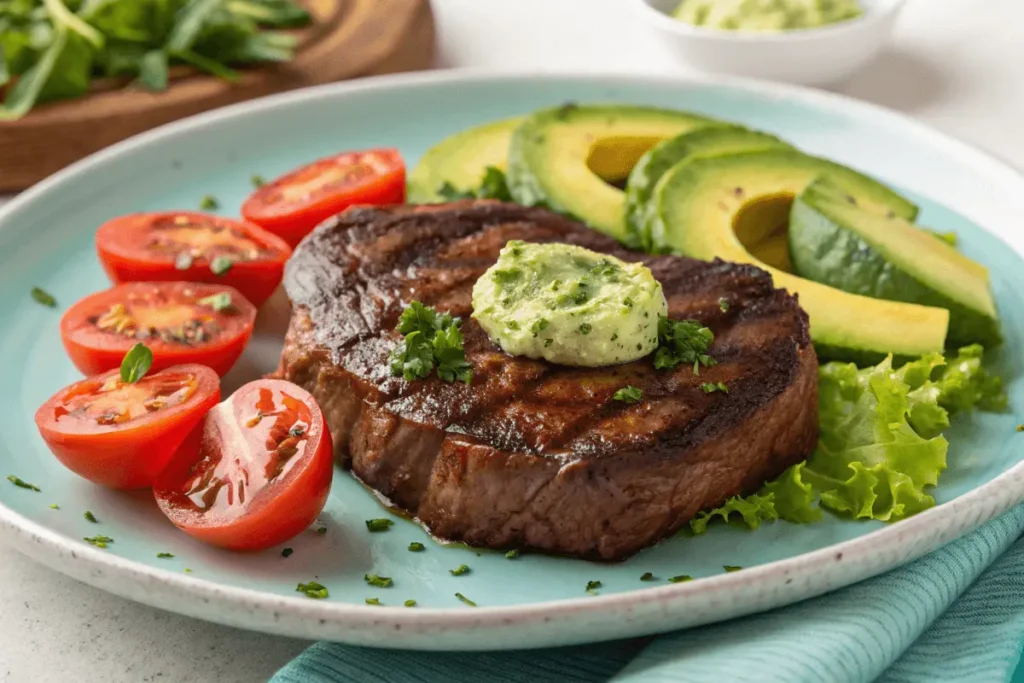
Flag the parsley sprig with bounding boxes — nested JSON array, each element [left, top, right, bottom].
[[654, 316, 715, 372], [389, 301, 472, 383]]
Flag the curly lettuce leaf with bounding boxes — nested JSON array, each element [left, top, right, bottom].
[[936, 344, 1007, 413], [690, 463, 818, 534]]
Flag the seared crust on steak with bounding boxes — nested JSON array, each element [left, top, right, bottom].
[[279, 201, 818, 560]]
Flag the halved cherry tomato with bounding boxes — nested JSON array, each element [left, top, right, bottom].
[[154, 379, 333, 551], [96, 212, 292, 307], [241, 149, 406, 247], [35, 364, 221, 490], [61, 282, 256, 377]]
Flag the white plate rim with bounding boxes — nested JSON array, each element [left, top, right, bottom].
[[1, 68, 1023, 650]]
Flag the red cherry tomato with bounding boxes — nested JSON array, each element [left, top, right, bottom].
[[241, 148, 406, 247], [154, 379, 333, 551], [35, 365, 221, 490], [96, 212, 291, 308], [60, 282, 256, 377]]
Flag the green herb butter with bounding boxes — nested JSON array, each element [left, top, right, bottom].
[[673, 0, 863, 33], [472, 241, 667, 367]]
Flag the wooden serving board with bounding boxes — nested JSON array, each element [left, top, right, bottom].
[[0, 0, 435, 192]]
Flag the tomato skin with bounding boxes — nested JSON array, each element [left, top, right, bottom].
[[154, 379, 334, 551], [60, 282, 256, 377], [96, 212, 292, 308], [241, 149, 406, 247], [35, 365, 221, 490]]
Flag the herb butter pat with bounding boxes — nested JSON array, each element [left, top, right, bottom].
[[472, 242, 667, 367]]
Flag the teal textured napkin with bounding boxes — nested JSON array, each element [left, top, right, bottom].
[[274, 504, 1024, 683]]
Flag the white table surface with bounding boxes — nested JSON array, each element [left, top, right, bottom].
[[2, 1, 1022, 681]]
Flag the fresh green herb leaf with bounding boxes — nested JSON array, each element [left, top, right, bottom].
[[136, 49, 168, 90], [449, 564, 470, 576], [718, 297, 729, 312], [933, 230, 957, 246], [407, 542, 425, 552], [49, 504, 60, 510], [84, 510, 98, 523], [700, 382, 728, 394], [1017, 425, 1024, 433], [390, 330, 434, 381], [174, 48, 240, 81], [7, 475, 40, 492], [296, 580, 328, 599], [120, 343, 153, 383], [578, 322, 592, 335], [436, 182, 475, 202], [211, 256, 234, 275], [174, 252, 194, 270], [390, 301, 471, 383], [199, 194, 219, 210], [585, 580, 601, 594], [505, 549, 519, 559], [434, 167, 511, 203], [433, 324, 472, 383], [668, 575, 692, 583], [199, 292, 232, 311], [723, 565, 742, 573], [365, 597, 381, 606], [84, 535, 113, 548], [654, 316, 715, 371], [364, 574, 393, 588], [31, 286, 57, 308], [43, 0, 105, 48], [184, 568, 193, 573], [251, 174, 266, 188], [0, 30, 68, 120], [613, 385, 642, 404], [281, 548, 293, 558], [404, 599, 416, 607], [454, 592, 476, 607], [157, 552, 174, 559], [640, 572, 655, 581], [365, 518, 393, 532]]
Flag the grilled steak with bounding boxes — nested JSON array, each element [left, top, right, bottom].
[[278, 201, 818, 561]]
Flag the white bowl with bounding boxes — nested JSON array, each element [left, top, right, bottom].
[[634, 0, 907, 87]]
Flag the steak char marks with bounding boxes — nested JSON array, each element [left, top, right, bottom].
[[279, 201, 818, 561]]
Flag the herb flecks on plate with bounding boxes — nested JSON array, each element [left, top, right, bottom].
[[455, 592, 477, 607], [365, 518, 394, 532], [7, 475, 40, 492], [31, 287, 57, 308], [364, 574, 393, 588], [449, 564, 471, 576], [84, 535, 113, 549], [297, 581, 329, 599]]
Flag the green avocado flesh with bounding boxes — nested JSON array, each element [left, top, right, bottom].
[[790, 177, 1000, 347], [407, 117, 522, 204], [653, 149, 949, 362], [624, 125, 794, 249], [506, 104, 722, 244]]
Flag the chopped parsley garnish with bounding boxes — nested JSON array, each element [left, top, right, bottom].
[[585, 580, 602, 594], [1017, 425, 1024, 433], [174, 252, 194, 270], [365, 518, 394, 532], [211, 256, 234, 276], [455, 592, 477, 607], [120, 343, 153, 384], [700, 382, 729, 394], [449, 564, 471, 576], [199, 293, 233, 311], [157, 552, 174, 559], [282, 548, 294, 558], [184, 568, 193, 573], [724, 565, 743, 573], [654, 316, 715, 372], [251, 174, 267, 188], [640, 572, 655, 581], [296, 581, 329, 599], [404, 599, 417, 607], [84, 511, 98, 523], [668, 575, 693, 583], [7, 475, 40, 492], [389, 301, 471, 383], [613, 386, 643, 404], [31, 287, 57, 308], [408, 542, 425, 552], [436, 166, 512, 202], [49, 504, 59, 510], [505, 549, 519, 559], [365, 597, 381, 606], [578, 323, 592, 335], [718, 297, 729, 312], [199, 195, 219, 210], [364, 574, 393, 588], [84, 535, 114, 548]]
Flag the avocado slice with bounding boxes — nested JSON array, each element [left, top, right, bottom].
[[624, 126, 794, 248], [652, 149, 948, 363], [506, 104, 722, 243], [790, 177, 1000, 347], [408, 117, 522, 204]]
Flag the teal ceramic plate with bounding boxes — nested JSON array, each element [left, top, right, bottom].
[[1, 72, 1022, 650]]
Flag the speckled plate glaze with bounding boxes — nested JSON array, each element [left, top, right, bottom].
[[1, 71, 1023, 651]]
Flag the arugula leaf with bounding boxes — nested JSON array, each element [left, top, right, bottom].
[[0, 27, 68, 120]]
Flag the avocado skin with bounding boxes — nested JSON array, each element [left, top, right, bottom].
[[789, 180, 1002, 348], [624, 126, 793, 250]]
